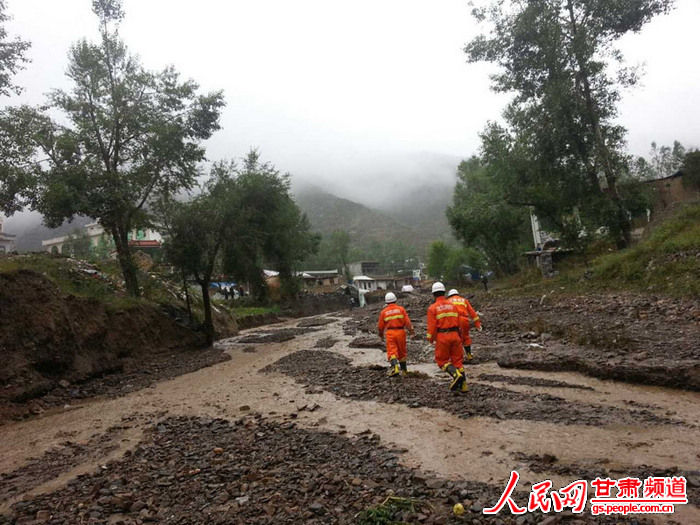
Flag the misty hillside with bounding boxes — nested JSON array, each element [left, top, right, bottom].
[[379, 181, 455, 245], [293, 186, 418, 250], [293, 184, 456, 254]]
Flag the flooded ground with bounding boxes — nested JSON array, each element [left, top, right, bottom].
[[1, 293, 699, 523]]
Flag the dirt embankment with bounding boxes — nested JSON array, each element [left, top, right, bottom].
[[0, 270, 228, 422]]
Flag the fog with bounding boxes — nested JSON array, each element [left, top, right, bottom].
[[3, 0, 700, 232]]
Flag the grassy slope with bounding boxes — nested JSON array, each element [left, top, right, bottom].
[[497, 204, 700, 297], [593, 204, 700, 296]]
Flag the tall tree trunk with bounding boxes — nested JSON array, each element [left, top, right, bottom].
[[566, 0, 631, 247], [112, 226, 140, 297], [199, 280, 215, 346], [182, 268, 193, 324]]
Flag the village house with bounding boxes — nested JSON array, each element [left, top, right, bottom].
[[298, 270, 341, 292], [347, 261, 380, 278], [42, 222, 163, 256]]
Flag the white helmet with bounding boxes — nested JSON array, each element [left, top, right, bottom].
[[431, 282, 446, 294], [447, 289, 459, 298], [384, 292, 397, 304]]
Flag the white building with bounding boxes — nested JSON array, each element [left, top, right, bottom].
[[42, 222, 162, 255], [352, 275, 377, 292], [0, 216, 17, 254]]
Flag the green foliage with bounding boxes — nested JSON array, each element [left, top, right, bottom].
[[0, 254, 137, 308], [681, 150, 700, 190], [427, 240, 487, 282], [427, 240, 450, 279], [634, 141, 686, 179], [0, 0, 31, 215], [161, 152, 317, 343], [303, 229, 351, 277], [356, 496, 431, 525], [447, 156, 530, 275], [0, 0, 30, 97], [232, 305, 280, 318], [221, 151, 319, 299], [62, 228, 93, 260], [0, 0, 224, 296], [465, 0, 674, 247]]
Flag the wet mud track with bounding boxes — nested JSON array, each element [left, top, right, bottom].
[[265, 350, 685, 428], [2, 305, 700, 523]]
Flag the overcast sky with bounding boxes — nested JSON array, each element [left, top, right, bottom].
[[3, 0, 699, 208]]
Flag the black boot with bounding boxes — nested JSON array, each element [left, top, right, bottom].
[[442, 364, 464, 391], [399, 360, 408, 376], [464, 345, 473, 362], [458, 367, 469, 393], [387, 358, 400, 377]]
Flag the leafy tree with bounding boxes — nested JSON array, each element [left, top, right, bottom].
[[0, 0, 224, 296], [0, 0, 29, 97], [63, 228, 93, 259], [427, 240, 488, 283], [160, 162, 241, 345], [681, 150, 700, 191], [221, 151, 318, 300], [163, 153, 318, 344], [0, 0, 31, 215], [328, 230, 351, 278], [427, 241, 451, 280], [447, 156, 530, 275], [466, 0, 674, 247]]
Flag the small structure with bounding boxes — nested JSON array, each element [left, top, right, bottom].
[[352, 275, 376, 292], [0, 216, 17, 254], [298, 270, 341, 292], [372, 275, 414, 290], [645, 170, 699, 210], [348, 261, 380, 278]]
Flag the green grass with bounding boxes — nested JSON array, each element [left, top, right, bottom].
[[592, 204, 700, 296], [0, 253, 180, 309], [232, 305, 280, 318]]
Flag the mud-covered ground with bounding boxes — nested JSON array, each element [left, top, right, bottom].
[[343, 291, 700, 390], [1, 291, 699, 524]]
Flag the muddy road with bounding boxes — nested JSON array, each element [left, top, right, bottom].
[[1, 292, 699, 523]]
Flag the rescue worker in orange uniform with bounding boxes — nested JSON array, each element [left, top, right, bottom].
[[426, 282, 467, 392], [378, 292, 415, 376], [447, 288, 482, 362]]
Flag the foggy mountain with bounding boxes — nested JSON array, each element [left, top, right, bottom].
[[293, 183, 455, 255], [293, 185, 415, 249], [291, 150, 460, 253]]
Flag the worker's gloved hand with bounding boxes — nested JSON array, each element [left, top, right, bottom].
[[477, 325, 483, 332]]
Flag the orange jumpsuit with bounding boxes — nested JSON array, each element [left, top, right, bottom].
[[448, 294, 482, 346], [377, 304, 413, 362], [427, 296, 464, 369]]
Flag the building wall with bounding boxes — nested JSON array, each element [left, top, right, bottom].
[[649, 175, 699, 210]]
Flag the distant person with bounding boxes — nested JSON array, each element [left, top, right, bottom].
[[223, 286, 229, 300], [426, 282, 467, 392], [378, 292, 414, 377], [482, 273, 489, 292], [447, 288, 483, 363]]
